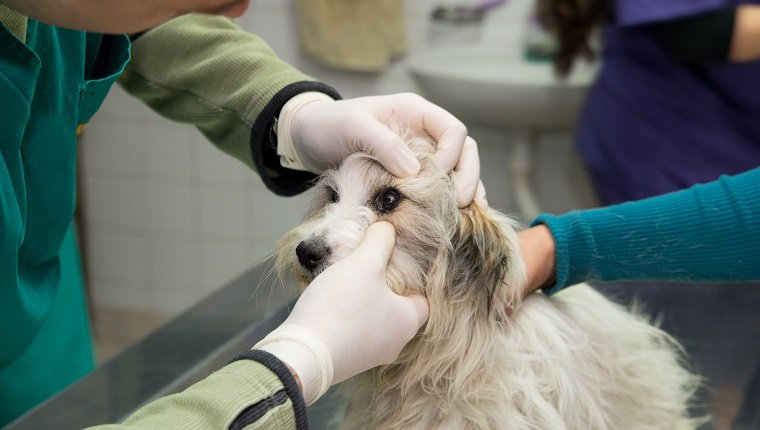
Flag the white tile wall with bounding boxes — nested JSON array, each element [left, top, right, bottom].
[[80, 0, 597, 318]]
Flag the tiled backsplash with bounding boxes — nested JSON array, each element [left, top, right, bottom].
[[80, 0, 596, 318]]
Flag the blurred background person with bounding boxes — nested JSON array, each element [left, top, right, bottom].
[[536, 1, 760, 428], [537, 0, 760, 204]]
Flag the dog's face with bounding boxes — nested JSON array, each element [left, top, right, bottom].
[[277, 135, 524, 336]]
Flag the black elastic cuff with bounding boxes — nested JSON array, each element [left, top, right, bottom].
[[251, 81, 342, 196], [650, 6, 736, 63], [228, 349, 310, 429]]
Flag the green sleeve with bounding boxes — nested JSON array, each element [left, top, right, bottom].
[[118, 14, 340, 195], [532, 167, 760, 294], [88, 351, 308, 430]]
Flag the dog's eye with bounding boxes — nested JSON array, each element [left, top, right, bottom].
[[374, 188, 402, 213], [327, 187, 339, 203]]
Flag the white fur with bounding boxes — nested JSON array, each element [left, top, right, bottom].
[[277, 135, 703, 429]]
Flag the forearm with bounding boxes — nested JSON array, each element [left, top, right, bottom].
[[119, 13, 340, 195], [527, 168, 760, 294], [730, 5, 760, 61], [88, 350, 308, 430]]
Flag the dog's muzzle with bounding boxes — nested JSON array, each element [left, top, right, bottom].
[[296, 237, 331, 274]]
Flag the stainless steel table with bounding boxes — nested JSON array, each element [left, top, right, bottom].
[[7, 259, 760, 429], [5, 258, 342, 429]]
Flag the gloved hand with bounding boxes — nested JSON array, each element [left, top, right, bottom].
[[254, 222, 429, 405], [276, 92, 485, 208]]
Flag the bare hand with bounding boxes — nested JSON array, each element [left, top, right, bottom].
[[517, 225, 556, 297], [2, 0, 249, 34]]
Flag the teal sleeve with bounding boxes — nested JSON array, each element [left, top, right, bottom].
[[532, 167, 760, 294]]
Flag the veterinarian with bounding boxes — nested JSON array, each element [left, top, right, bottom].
[[0, 0, 479, 425], [537, 0, 760, 205]]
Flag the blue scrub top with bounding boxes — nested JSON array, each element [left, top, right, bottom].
[[576, 0, 760, 204]]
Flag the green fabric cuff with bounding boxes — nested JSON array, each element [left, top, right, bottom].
[[229, 349, 309, 428], [90, 360, 297, 429]]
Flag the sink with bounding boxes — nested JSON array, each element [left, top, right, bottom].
[[408, 45, 599, 218], [407, 45, 598, 132]]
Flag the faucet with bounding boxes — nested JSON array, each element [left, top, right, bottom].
[[431, 0, 508, 24]]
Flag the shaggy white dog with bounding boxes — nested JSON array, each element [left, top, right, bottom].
[[277, 135, 702, 429]]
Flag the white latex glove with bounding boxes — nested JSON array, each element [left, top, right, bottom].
[[254, 222, 429, 405], [276, 92, 485, 208]]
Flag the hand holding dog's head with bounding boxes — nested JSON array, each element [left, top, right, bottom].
[[277, 133, 524, 344], [281, 221, 429, 386]]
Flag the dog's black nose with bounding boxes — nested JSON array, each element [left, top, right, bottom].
[[296, 238, 330, 272]]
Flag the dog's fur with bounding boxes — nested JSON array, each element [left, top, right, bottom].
[[277, 135, 701, 429]]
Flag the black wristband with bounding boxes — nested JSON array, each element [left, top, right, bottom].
[[251, 81, 342, 196], [650, 6, 736, 63]]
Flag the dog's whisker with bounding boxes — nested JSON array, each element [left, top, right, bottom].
[[244, 253, 282, 315]]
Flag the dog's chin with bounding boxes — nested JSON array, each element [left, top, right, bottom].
[[294, 263, 328, 291]]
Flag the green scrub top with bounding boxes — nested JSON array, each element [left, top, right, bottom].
[[0, 18, 130, 425]]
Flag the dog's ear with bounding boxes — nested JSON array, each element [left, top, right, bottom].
[[445, 204, 523, 319]]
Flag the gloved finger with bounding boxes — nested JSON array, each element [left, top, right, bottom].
[[423, 107, 468, 174], [450, 136, 481, 208], [395, 293, 430, 333], [353, 121, 420, 178], [352, 221, 397, 268], [474, 180, 488, 208]]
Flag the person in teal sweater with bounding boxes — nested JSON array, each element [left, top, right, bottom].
[[517, 166, 760, 429], [517, 166, 760, 295]]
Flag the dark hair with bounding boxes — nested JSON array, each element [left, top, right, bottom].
[[535, 0, 609, 76]]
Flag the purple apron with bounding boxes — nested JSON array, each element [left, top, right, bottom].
[[577, 0, 760, 204]]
